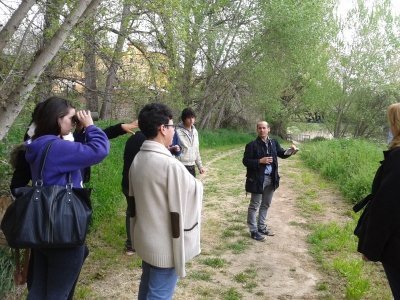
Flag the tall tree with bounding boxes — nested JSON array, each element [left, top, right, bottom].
[[323, 0, 400, 138], [100, 0, 133, 119], [0, 0, 104, 141], [0, 0, 36, 53]]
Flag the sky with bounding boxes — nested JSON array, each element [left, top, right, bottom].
[[338, 0, 400, 17], [2, 0, 400, 25]]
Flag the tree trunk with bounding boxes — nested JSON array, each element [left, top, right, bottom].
[[213, 97, 227, 130], [0, 0, 36, 53], [0, 0, 103, 142], [84, 30, 99, 112], [100, 0, 131, 119]]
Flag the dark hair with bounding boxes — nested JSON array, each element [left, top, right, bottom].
[[24, 101, 46, 141], [32, 96, 75, 140], [181, 108, 196, 122], [138, 103, 173, 139]]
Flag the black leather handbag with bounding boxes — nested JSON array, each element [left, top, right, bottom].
[[1, 140, 92, 249]]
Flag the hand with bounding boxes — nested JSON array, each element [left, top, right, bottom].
[[260, 157, 273, 164], [362, 254, 370, 262], [170, 145, 180, 152], [199, 167, 205, 174], [76, 110, 93, 128], [121, 120, 139, 135], [290, 145, 298, 155]]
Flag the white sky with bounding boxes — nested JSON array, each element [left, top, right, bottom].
[[338, 0, 400, 16], [2, 0, 400, 25]]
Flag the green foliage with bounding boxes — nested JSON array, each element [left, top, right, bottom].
[[0, 247, 14, 298], [300, 138, 384, 203]]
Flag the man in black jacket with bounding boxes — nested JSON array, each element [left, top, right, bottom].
[[121, 131, 146, 255], [242, 121, 297, 241]]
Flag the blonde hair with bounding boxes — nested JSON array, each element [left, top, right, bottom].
[[387, 103, 400, 150]]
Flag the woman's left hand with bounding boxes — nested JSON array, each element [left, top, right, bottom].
[[76, 110, 94, 128]]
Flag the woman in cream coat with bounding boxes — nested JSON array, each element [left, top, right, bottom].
[[129, 103, 203, 300]]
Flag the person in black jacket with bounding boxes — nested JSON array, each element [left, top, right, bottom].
[[121, 131, 147, 255], [242, 121, 297, 241], [355, 103, 400, 299]]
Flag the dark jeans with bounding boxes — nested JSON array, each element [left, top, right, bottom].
[[27, 246, 89, 300], [382, 262, 400, 300], [27, 244, 87, 300], [122, 187, 133, 250]]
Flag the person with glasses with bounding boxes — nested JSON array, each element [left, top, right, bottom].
[[128, 103, 203, 299], [243, 121, 297, 241], [176, 108, 205, 177]]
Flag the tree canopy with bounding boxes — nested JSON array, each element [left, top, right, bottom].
[[1, 0, 399, 141]]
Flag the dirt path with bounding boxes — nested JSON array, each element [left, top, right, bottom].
[[184, 148, 350, 300]]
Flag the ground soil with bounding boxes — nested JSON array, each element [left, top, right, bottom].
[[3, 146, 355, 299]]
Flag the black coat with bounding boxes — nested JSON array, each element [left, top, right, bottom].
[[355, 147, 400, 267], [242, 137, 289, 194], [121, 131, 146, 189]]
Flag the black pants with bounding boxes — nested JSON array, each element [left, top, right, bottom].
[[383, 262, 400, 300], [185, 166, 196, 177], [27, 245, 88, 300], [122, 187, 133, 250]]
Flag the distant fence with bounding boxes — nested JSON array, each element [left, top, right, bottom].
[[286, 134, 311, 143]]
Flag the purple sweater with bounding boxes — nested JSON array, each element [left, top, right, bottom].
[[25, 125, 110, 188]]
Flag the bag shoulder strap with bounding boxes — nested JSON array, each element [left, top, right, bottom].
[[36, 140, 55, 186], [37, 139, 73, 187]]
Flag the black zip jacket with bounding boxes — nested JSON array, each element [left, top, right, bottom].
[[242, 137, 290, 194], [355, 147, 400, 266]]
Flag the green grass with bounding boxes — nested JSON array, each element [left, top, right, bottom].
[[199, 129, 254, 149], [223, 287, 242, 300], [186, 272, 212, 281], [300, 138, 385, 204], [0, 247, 15, 298], [203, 257, 226, 268]]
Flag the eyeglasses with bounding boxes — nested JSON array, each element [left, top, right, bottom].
[[163, 124, 177, 129]]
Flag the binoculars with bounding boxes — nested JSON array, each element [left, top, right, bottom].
[[72, 111, 99, 123]]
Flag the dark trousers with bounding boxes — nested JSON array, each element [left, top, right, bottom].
[[122, 187, 133, 250], [27, 244, 87, 300], [27, 246, 89, 300], [185, 165, 196, 177], [382, 262, 400, 300]]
